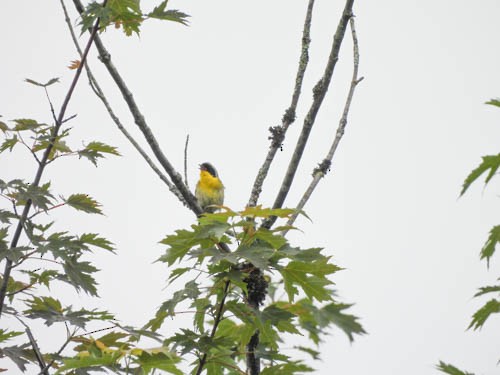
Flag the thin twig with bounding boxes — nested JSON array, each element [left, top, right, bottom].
[[263, 0, 355, 230], [76, 324, 116, 337], [0, 1, 106, 317], [16, 131, 41, 165], [195, 280, 230, 375], [37, 327, 78, 375], [247, 0, 315, 207], [59, 0, 187, 205], [61, 113, 78, 124], [15, 317, 49, 374], [72, 0, 201, 215], [43, 87, 58, 125], [284, 17, 362, 233], [5, 281, 36, 297], [28, 202, 66, 220], [184, 134, 190, 189]]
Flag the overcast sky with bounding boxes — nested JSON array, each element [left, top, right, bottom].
[[2, 0, 500, 374]]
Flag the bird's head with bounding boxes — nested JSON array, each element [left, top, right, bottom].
[[199, 162, 218, 178]]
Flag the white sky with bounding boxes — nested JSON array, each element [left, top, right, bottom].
[[1, 0, 500, 374]]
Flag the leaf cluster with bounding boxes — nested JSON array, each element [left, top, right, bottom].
[[0, 114, 119, 165], [80, 0, 190, 36], [150, 206, 365, 373], [438, 98, 500, 374]]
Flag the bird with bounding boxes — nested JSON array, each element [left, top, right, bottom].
[[195, 162, 224, 213]]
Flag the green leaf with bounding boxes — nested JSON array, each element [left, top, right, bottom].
[[480, 225, 500, 266], [23, 296, 63, 325], [260, 361, 314, 374], [12, 118, 41, 131], [115, 324, 162, 343], [14, 181, 55, 210], [0, 343, 33, 372], [436, 361, 475, 375], [158, 280, 201, 316], [78, 141, 120, 166], [0, 227, 8, 253], [468, 298, 500, 330], [0, 121, 9, 132], [61, 257, 99, 296], [80, 2, 113, 34], [168, 267, 191, 283], [148, 1, 190, 25], [254, 228, 287, 249], [233, 243, 275, 269], [134, 351, 182, 375], [0, 209, 17, 224], [24, 296, 113, 328], [32, 138, 72, 154], [21, 269, 59, 289], [164, 329, 201, 355], [56, 350, 122, 373], [239, 206, 296, 219], [294, 346, 321, 360], [195, 219, 231, 241], [461, 154, 500, 195], [65, 194, 103, 214], [474, 284, 500, 297], [280, 299, 365, 344], [0, 329, 23, 343], [485, 98, 500, 107], [322, 302, 366, 342], [158, 229, 200, 266], [260, 304, 300, 335], [280, 260, 337, 302], [0, 135, 18, 153], [192, 297, 211, 333], [79, 233, 114, 251], [25, 77, 60, 87]]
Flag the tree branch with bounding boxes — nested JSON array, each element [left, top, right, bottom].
[[72, 0, 202, 216], [184, 134, 190, 189], [0, 2, 106, 317], [263, 0, 355, 230], [15, 317, 49, 374], [37, 327, 78, 375], [195, 280, 230, 375], [247, 0, 315, 207], [284, 16, 362, 233], [59, 0, 187, 205]]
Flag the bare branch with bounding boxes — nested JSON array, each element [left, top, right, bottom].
[[285, 16, 362, 233], [15, 317, 49, 374], [195, 280, 230, 375], [247, 0, 315, 207], [184, 134, 190, 189], [16, 131, 41, 165], [59, 0, 187, 206], [263, 0, 355, 230], [72, 0, 201, 215], [43, 87, 58, 125], [0, 1, 106, 316]]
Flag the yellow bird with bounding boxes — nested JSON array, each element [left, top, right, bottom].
[[195, 162, 224, 213]]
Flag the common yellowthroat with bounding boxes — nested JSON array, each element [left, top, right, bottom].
[[195, 162, 224, 213]]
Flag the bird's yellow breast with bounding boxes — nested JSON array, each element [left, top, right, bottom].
[[197, 170, 224, 194]]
